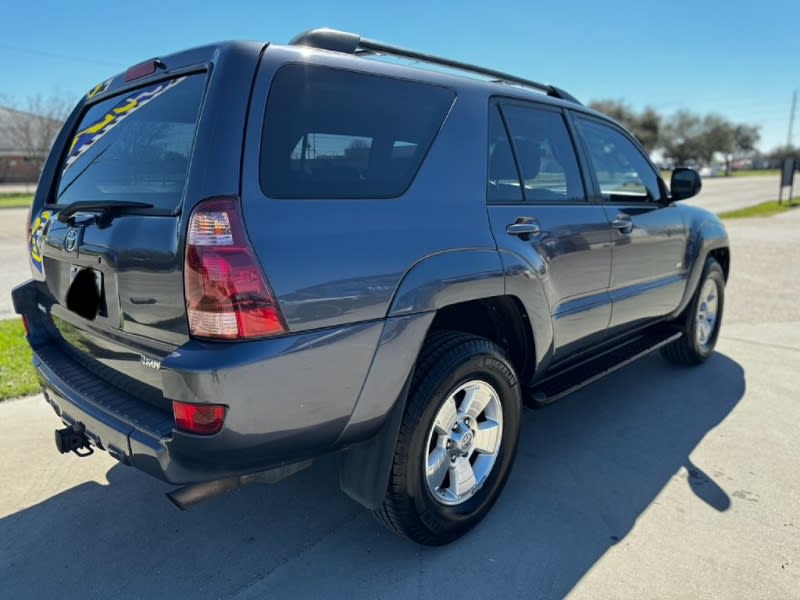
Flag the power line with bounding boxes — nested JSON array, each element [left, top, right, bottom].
[[0, 43, 124, 68]]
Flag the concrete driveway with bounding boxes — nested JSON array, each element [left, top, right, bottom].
[[1, 185, 798, 599], [0, 207, 32, 319]]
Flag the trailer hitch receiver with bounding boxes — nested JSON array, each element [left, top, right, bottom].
[[54, 424, 93, 457]]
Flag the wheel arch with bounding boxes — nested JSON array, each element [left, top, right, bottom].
[[671, 218, 730, 319], [339, 294, 539, 509], [340, 247, 552, 509]]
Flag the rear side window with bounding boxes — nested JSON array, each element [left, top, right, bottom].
[[56, 74, 206, 210], [260, 65, 455, 199], [488, 106, 523, 203]]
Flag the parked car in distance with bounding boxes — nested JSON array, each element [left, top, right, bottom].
[[14, 28, 729, 545], [699, 165, 722, 177]]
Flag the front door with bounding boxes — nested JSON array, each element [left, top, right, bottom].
[[486, 101, 613, 361], [572, 116, 688, 335]]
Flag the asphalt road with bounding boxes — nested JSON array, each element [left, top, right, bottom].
[[683, 174, 787, 214], [1, 180, 798, 598]]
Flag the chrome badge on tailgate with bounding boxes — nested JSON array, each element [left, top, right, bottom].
[[139, 355, 161, 370]]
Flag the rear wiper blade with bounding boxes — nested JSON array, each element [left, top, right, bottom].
[[57, 201, 154, 225]]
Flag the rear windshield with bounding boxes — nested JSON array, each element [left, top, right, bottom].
[[55, 74, 206, 210], [260, 64, 455, 199]]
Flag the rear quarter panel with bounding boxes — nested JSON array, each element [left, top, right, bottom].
[[240, 46, 498, 332]]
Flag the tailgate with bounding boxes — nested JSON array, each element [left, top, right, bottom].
[[30, 73, 207, 404]]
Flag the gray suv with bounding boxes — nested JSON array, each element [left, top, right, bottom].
[[13, 28, 729, 545]]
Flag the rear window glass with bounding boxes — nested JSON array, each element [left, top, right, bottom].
[[260, 64, 455, 199], [55, 74, 206, 210]]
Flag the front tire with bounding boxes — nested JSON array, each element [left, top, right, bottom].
[[372, 331, 522, 545], [661, 257, 725, 365]]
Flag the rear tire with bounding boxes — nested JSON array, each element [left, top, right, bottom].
[[372, 330, 521, 545], [661, 257, 725, 365]]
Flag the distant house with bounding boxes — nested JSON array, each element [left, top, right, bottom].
[[0, 106, 63, 183]]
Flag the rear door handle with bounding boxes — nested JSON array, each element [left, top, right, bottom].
[[611, 215, 634, 234], [506, 219, 541, 237]]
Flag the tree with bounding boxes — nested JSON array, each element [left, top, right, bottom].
[[636, 108, 661, 155], [588, 99, 661, 153], [766, 145, 800, 168], [660, 110, 705, 166], [0, 93, 71, 175], [701, 115, 735, 174], [659, 111, 760, 173], [733, 125, 760, 157]]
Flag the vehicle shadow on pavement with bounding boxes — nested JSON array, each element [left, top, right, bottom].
[[0, 352, 745, 599]]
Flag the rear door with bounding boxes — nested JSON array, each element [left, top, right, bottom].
[[31, 73, 209, 401], [571, 115, 688, 334], [486, 100, 613, 360]]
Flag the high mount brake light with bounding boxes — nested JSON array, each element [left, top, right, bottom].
[[184, 198, 287, 340], [124, 60, 163, 82]]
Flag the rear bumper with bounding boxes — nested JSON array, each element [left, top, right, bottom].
[[13, 279, 397, 485], [34, 343, 169, 477]]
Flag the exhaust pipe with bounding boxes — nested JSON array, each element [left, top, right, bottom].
[[167, 478, 241, 510], [166, 459, 313, 510]]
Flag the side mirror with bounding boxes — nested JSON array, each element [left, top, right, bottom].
[[670, 168, 702, 201]]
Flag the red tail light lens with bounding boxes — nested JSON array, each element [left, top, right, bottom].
[[173, 401, 226, 435], [21, 315, 30, 335], [184, 197, 287, 340]]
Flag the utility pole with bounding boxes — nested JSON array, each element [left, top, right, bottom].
[[788, 90, 797, 149]]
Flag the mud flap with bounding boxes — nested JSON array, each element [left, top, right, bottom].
[[337, 373, 412, 510]]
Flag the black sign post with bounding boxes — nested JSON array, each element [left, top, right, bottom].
[[779, 157, 796, 205]]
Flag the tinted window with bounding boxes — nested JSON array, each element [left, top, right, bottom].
[[261, 65, 455, 199], [576, 118, 660, 202], [500, 105, 585, 202], [56, 74, 206, 210], [487, 105, 523, 202]]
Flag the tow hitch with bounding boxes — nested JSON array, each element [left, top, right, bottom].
[[54, 424, 93, 457]]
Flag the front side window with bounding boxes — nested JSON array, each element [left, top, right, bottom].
[[575, 118, 661, 202], [499, 104, 585, 203], [260, 65, 455, 199]]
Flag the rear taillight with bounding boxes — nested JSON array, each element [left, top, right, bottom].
[[173, 401, 226, 435], [184, 197, 287, 340], [21, 315, 30, 335]]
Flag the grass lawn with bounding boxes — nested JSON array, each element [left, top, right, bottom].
[[659, 169, 781, 180], [0, 194, 34, 209], [729, 169, 781, 178], [0, 318, 39, 400], [719, 199, 799, 220]]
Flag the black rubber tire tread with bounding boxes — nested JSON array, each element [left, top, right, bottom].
[[371, 330, 471, 541], [371, 329, 520, 545], [661, 257, 725, 366]]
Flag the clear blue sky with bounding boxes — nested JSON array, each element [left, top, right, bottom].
[[1, 0, 797, 152]]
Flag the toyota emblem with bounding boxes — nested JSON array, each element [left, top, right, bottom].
[[64, 228, 79, 253]]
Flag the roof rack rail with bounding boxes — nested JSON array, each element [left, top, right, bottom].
[[289, 28, 581, 105]]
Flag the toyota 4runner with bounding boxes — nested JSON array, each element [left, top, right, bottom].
[[13, 28, 729, 545]]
